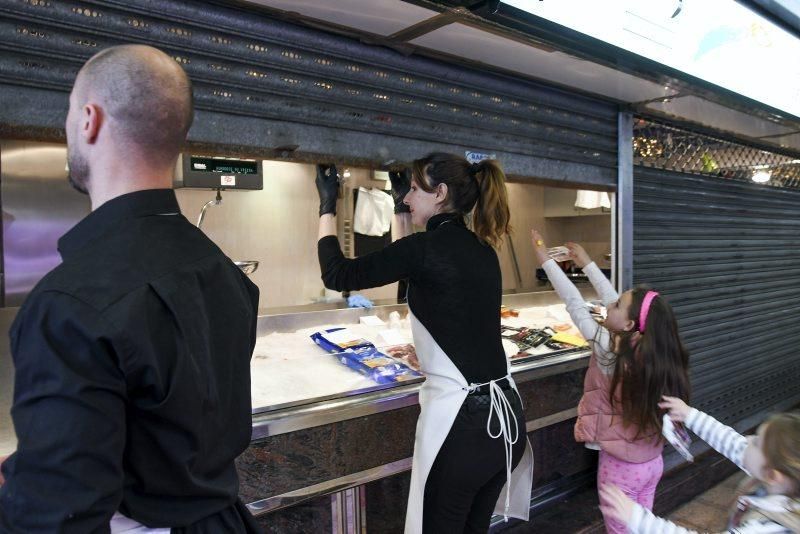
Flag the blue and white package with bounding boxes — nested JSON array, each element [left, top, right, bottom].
[[311, 328, 422, 384], [310, 327, 372, 353], [337, 346, 421, 384]]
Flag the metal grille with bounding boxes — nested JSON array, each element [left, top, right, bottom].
[[633, 166, 800, 425], [633, 118, 800, 189], [0, 0, 618, 185]]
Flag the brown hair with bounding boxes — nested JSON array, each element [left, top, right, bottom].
[[608, 286, 691, 438], [411, 152, 510, 248], [761, 412, 800, 497]]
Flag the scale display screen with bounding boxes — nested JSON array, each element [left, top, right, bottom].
[[177, 154, 263, 190], [189, 156, 259, 175]]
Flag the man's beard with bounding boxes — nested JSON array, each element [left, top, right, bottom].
[[67, 145, 90, 195]]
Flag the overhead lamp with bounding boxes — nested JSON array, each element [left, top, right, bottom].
[[343, 168, 351, 178], [752, 170, 771, 183]]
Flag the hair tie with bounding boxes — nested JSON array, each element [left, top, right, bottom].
[[638, 291, 659, 333], [469, 162, 480, 177]]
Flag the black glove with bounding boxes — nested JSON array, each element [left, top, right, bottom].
[[388, 169, 411, 214], [316, 164, 339, 216]]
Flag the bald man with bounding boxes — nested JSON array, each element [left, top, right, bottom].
[[0, 46, 261, 533]]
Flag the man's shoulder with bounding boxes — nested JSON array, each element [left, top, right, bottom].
[[34, 229, 228, 313]]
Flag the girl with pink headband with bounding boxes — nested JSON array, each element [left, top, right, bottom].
[[532, 230, 691, 533]]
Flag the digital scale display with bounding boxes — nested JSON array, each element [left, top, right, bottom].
[[189, 156, 259, 175], [177, 154, 264, 190]]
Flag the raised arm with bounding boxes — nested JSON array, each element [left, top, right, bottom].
[[567, 242, 618, 306], [532, 231, 612, 362], [316, 164, 423, 291]]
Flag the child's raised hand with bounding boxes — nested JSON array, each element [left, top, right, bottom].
[[659, 395, 690, 422], [599, 484, 635, 525], [531, 230, 550, 266], [566, 242, 592, 269]]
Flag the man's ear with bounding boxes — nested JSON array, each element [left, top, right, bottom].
[[81, 103, 103, 144]]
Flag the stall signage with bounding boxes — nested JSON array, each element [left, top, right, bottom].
[[465, 151, 497, 163]]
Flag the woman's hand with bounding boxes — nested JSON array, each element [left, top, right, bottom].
[[599, 484, 635, 526], [531, 230, 550, 266], [566, 242, 592, 269], [316, 164, 339, 216], [659, 396, 691, 422], [388, 169, 411, 214]]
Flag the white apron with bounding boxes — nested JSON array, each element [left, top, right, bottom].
[[404, 312, 534, 534]]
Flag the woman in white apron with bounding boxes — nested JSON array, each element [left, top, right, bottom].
[[316, 153, 534, 533]]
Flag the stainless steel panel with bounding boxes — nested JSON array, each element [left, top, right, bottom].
[[1, 140, 89, 307], [0, 307, 15, 455], [617, 112, 633, 291]]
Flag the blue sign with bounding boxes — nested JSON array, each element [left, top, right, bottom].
[[465, 151, 497, 164]]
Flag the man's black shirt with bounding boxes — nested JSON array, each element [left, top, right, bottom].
[[0, 189, 260, 533]]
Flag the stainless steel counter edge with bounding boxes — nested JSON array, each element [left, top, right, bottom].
[[246, 404, 583, 515], [250, 349, 590, 440]]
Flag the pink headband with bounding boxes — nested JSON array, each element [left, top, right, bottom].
[[638, 291, 660, 333]]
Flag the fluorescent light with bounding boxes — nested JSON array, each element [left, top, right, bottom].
[[752, 170, 771, 183]]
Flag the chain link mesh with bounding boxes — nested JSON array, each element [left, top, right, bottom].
[[633, 118, 800, 189]]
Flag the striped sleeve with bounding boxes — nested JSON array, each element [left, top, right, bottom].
[[685, 408, 749, 474], [629, 503, 698, 534]]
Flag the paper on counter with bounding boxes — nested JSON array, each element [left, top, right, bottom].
[[359, 315, 386, 326], [376, 329, 409, 347]]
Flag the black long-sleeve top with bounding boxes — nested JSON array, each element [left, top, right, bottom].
[[0, 189, 260, 533], [318, 212, 507, 384]]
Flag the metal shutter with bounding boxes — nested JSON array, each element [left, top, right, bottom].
[[0, 0, 617, 186], [633, 166, 800, 424]]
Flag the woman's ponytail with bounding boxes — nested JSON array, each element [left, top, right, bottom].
[[412, 152, 511, 248], [472, 160, 511, 248]]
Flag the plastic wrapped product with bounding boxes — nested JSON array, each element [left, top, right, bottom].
[[338, 346, 422, 384], [547, 246, 571, 262], [310, 327, 373, 353]]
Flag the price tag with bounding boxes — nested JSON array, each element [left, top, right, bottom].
[[221, 175, 236, 187]]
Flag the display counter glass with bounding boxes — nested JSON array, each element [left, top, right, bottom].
[[249, 288, 601, 416]]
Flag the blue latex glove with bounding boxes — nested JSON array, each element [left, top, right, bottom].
[[347, 294, 374, 308]]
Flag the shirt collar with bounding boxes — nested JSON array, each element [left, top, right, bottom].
[[58, 189, 181, 260], [426, 212, 464, 232]]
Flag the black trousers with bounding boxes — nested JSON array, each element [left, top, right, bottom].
[[422, 389, 526, 534]]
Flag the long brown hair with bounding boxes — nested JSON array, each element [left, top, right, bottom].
[[762, 412, 800, 497], [608, 286, 691, 438], [411, 152, 510, 248]]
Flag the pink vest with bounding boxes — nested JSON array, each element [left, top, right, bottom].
[[574, 352, 664, 463]]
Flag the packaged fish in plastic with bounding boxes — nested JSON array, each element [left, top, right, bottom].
[[310, 327, 372, 353], [337, 346, 422, 384], [311, 328, 422, 384]]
